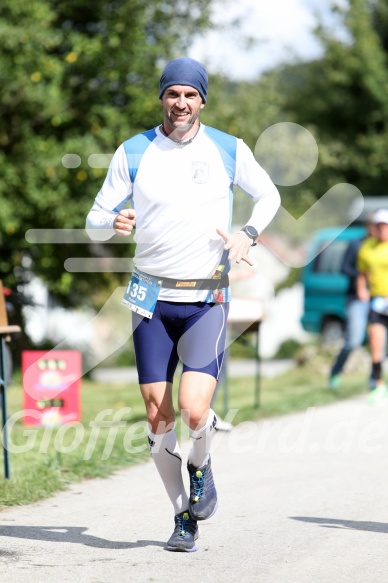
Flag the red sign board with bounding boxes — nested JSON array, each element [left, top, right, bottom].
[[22, 350, 81, 426]]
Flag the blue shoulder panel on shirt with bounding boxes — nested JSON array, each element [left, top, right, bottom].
[[123, 128, 157, 183], [204, 126, 237, 183]]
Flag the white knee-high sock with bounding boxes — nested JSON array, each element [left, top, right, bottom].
[[148, 428, 189, 515], [188, 409, 217, 468]]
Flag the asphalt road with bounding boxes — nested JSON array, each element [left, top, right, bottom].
[[2, 394, 388, 583]]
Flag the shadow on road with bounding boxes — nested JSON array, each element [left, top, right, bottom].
[[291, 516, 388, 534], [0, 525, 165, 549]]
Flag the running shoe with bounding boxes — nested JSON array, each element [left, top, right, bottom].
[[166, 510, 199, 552], [187, 456, 218, 521], [369, 384, 388, 406], [328, 375, 341, 390]]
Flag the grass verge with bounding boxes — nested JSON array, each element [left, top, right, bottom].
[[0, 362, 369, 507]]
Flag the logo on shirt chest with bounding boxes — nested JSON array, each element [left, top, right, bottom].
[[192, 161, 209, 184]]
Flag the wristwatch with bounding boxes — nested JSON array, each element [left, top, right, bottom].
[[238, 225, 258, 247]]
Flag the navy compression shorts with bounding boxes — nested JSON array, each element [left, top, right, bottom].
[[132, 301, 229, 384]]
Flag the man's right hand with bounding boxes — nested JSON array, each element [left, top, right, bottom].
[[114, 209, 136, 236]]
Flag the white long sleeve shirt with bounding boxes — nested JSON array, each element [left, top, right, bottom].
[[86, 123, 280, 301]]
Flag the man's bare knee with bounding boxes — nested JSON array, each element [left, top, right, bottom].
[[180, 407, 210, 430], [146, 405, 175, 434]]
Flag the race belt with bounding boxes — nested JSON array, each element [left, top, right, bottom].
[[159, 274, 229, 290], [122, 268, 229, 319]]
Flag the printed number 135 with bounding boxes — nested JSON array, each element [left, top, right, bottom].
[[130, 283, 147, 301]]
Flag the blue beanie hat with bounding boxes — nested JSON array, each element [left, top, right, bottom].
[[159, 57, 208, 103]]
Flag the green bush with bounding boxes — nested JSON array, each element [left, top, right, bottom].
[[274, 339, 302, 359]]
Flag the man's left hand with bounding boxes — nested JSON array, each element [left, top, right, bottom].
[[216, 228, 254, 266]]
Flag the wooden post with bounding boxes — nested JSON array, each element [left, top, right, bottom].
[[0, 281, 21, 479]]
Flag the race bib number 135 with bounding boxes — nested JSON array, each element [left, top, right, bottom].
[[122, 269, 162, 319]]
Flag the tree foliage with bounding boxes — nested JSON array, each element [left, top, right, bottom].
[[277, 0, 388, 209], [0, 0, 213, 305]]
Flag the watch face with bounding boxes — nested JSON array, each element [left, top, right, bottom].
[[244, 225, 258, 239]]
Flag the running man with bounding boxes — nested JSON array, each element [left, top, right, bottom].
[[86, 57, 280, 551], [357, 208, 388, 404]]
